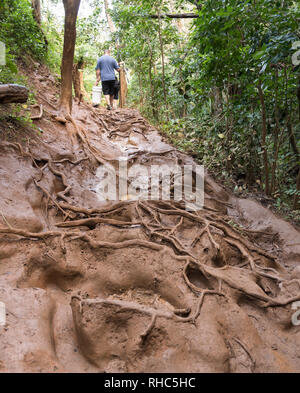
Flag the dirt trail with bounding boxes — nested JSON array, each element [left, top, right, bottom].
[[0, 63, 299, 373]]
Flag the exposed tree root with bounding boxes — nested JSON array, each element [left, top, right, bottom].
[[58, 201, 134, 216], [1, 123, 298, 349], [232, 337, 256, 372], [140, 314, 157, 342], [33, 178, 69, 218], [108, 128, 149, 142], [56, 217, 140, 228], [1, 185, 297, 311], [30, 104, 43, 120], [53, 157, 88, 165], [72, 289, 224, 343], [38, 92, 58, 111], [47, 162, 72, 203], [0, 226, 62, 239], [0, 211, 13, 229], [66, 115, 108, 166]]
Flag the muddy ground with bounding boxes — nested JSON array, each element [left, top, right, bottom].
[[0, 62, 299, 373]]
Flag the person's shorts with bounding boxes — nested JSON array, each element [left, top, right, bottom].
[[113, 88, 119, 100], [101, 80, 115, 96], [114, 84, 120, 100]]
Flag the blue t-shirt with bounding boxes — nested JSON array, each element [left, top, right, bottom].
[[95, 55, 119, 82]]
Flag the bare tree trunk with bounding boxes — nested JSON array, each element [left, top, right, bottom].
[[31, 0, 41, 25], [59, 0, 81, 117], [72, 58, 89, 102], [149, 61, 157, 120], [138, 74, 143, 109], [290, 73, 300, 210], [31, 0, 48, 49], [72, 63, 82, 102], [297, 74, 300, 123], [104, 0, 116, 34], [293, 167, 300, 210], [211, 87, 222, 115], [258, 81, 270, 196], [146, 39, 158, 121], [286, 114, 299, 159], [150, 13, 199, 19], [138, 61, 144, 110], [293, 74, 300, 210], [271, 69, 281, 194], [119, 63, 127, 108], [284, 67, 299, 160], [79, 70, 90, 102], [157, 9, 169, 121]]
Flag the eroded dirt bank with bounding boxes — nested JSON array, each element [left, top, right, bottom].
[[0, 63, 299, 373]]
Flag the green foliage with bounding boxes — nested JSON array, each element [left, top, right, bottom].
[[43, 11, 63, 74], [0, 0, 47, 83], [0, 0, 47, 58], [111, 0, 300, 215]]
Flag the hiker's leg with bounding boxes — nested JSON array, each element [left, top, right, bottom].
[[110, 95, 114, 106], [113, 88, 119, 109], [102, 81, 112, 108]]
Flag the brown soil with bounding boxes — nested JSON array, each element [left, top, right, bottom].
[[0, 62, 299, 373]]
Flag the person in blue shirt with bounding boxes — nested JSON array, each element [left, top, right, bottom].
[[95, 49, 120, 110]]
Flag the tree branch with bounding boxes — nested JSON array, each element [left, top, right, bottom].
[[150, 13, 199, 19]]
